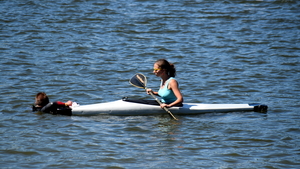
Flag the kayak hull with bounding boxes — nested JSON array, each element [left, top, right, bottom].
[[71, 100, 268, 116]]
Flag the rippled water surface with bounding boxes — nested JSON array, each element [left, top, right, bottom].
[[1, 0, 300, 168]]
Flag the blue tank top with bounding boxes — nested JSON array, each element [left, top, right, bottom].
[[158, 77, 177, 104]]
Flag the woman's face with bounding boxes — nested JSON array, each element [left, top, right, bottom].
[[153, 63, 164, 77]]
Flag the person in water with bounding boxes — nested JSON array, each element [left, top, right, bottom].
[[32, 92, 73, 115], [146, 59, 183, 108]]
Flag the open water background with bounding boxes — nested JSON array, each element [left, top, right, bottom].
[[1, 0, 299, 168]]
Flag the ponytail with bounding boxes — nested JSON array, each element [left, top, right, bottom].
[[168, 63, 176, 77]]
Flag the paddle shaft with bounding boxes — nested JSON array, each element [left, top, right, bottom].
[[148, 90, 178, 120]]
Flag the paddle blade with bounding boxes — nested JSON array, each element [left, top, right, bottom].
[[129, 73, 147, 89]]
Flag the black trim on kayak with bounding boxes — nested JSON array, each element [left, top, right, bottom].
[[249, 103, 268, 113], [122, 97, 183, 107], [122, 97, 160, 106]]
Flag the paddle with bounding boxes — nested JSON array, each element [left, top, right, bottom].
[[129, 73, 178, 120]]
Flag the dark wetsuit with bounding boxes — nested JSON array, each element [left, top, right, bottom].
[[32, 101, 72, 116]]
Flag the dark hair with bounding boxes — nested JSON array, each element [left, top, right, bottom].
[[155, 59, 176, 77], [35, 92, 49, 107]]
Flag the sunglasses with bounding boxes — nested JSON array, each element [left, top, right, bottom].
[[153, 68, 161, 71]]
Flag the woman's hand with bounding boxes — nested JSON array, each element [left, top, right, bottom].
[[146, 88, 153, 95], [160, 103, 170, 109]]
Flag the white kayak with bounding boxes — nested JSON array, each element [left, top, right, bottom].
[[71, 98, 268, 116]]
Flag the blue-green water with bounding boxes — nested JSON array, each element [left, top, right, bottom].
[[1, 0, 299, 168]]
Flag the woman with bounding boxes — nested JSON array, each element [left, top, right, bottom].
[[146, 59, 183, 108]]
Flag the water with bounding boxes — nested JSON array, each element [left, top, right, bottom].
[[1, 0, 299, 168]]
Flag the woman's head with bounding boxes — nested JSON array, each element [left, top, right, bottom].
[[154, 59, 176, 77], [35, 92, 49, 107]]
